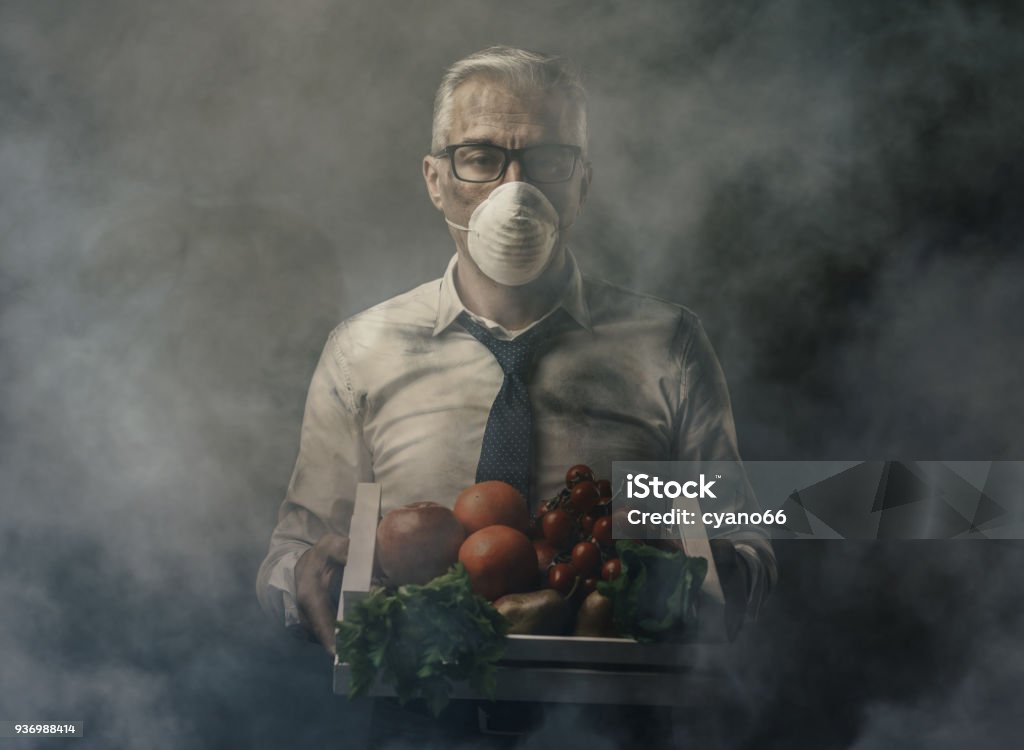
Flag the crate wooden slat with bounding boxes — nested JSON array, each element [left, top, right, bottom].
[[500, 633, 698, 667], [334, 483, 726, 706], [337, 483, 381, 621]]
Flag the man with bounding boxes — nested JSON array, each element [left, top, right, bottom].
[[257, 46, 776, 655]]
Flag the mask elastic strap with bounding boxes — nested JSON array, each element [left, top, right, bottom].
[[445, 217, 470, 232]]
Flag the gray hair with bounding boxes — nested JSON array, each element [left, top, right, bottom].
[[430, 46, 588, 155]]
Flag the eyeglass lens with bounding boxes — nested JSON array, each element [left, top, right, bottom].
[[452, 145, 577, 183]]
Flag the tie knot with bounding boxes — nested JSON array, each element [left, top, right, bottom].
[[458, 312, 552, 378]]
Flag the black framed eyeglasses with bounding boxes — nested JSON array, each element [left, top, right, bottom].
[[437, 143, 582, 183]]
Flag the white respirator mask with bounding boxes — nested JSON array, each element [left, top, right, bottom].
[[445, 182, 561, 287]]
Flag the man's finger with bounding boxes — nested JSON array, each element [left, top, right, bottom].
[[708, 540, 746, 640], [299, 585, 339, 655], [296, 544, 345, 655]]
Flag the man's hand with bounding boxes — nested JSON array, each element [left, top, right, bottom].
[[295, 532, 349, 655], [709, 539, 749, 640], [650, 537, 750, 639]]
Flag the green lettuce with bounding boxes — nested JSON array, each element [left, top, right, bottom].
[[335, 563, 508, 716], [597, 541, 708, 642]]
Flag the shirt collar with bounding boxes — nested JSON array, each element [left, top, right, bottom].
[[432, 249, 592, 337]]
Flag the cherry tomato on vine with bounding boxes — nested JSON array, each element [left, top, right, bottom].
[[533, 539, 559, 576], [547, 562, 577, 595], [601, 558, 622, 582], [592, 516, 614, 548], [571, 541, 601, 577], [569, 481, 600, 513], [541, 509, 574, 549], [565, 464, 595, 488]]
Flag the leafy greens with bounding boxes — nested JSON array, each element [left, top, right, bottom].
[[597, 540, 708, 642], [335, 563, 508, 716]]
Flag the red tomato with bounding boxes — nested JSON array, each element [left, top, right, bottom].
[[601, 558, 622, 582], [596, 479, 613, 498], [453, 481, 529, 534], [592, 516, 614, 548], [571, 541, 601, 577], [547, 562, 577, 596], [582, 577, 598, 594], [458, 526, 536, 601], [376, 502, 466, 586], [565, 464, 595, 488], [569, 481, 600, 513], [541, 509, 575, 549]]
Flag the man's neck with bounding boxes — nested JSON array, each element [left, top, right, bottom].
[[454, 248, 570, 331]]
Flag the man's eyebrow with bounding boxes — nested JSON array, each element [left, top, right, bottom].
[[455, 139, 572, 148]]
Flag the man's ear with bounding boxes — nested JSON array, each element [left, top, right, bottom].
[[423, 155, 445, 212]]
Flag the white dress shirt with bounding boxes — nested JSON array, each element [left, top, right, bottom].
[[256, 252, 776, 629]]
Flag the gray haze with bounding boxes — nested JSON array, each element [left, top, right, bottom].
[[2, 1, 1022, 747]]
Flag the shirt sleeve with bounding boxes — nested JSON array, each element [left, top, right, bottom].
[[672, 314, 778, 619], [255, 326, 373, 627]]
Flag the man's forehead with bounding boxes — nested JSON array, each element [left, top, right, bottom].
[[449, 77, 581, 143]]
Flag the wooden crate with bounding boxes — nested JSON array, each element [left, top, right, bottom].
[[334, 484, 727, 706]]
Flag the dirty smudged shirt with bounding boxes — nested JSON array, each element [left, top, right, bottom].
[[256, 252, 776, 631]]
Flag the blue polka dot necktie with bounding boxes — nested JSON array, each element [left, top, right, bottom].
[[458, 311, 558, 502]]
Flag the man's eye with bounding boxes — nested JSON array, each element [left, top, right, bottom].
[[462, 151, 500, 166]]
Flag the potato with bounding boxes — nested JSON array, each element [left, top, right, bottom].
[[493, 589, 570, 635], [573, 591, 616, 637]]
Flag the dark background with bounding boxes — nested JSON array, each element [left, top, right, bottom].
[[2, 1, 1022, 747]]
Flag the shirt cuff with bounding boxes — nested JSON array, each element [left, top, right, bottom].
[[264, 548, 307, 630]]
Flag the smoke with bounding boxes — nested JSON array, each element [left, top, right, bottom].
[[2, 0, 1022, 747]]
